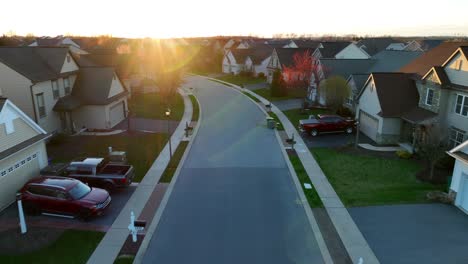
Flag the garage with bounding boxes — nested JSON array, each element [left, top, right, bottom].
[[448, 140, 468, 214], [359, 110, 379, 141], [109, 101, 126, 128]]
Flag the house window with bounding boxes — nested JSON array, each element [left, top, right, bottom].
[[36, 93, 46, 118], [425, 88, 434, 105], [52, 80, 59, 99], [449, 128, 465, 148], [66, 55, 71, 63], [63, 77, 71, 95], [455, 94, 468, 117]]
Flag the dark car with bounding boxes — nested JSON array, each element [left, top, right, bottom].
[[299, 114, 357, 136], [19, 176, 111, 220]]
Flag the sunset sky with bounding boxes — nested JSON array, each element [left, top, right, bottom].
[[1, 0, 467, 38]]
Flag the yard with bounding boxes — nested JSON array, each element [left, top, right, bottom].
[[0, 229, 104, 264], [217, 74, 266, 86], [128, 92, 184, 120], [311, 148, 447, 207], [47, 133, 168, 182], [253, 88, 304, 102]]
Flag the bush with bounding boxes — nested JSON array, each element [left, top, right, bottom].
[[239, 70, 253, 77], [48, 133, 67, 145], [396, 150, 412, 159], [336, 107, 353, 117], [435, 155, 455, 169], [257, 72, 266, 79]]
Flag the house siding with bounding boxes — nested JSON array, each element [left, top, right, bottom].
[[446, 91, 468, 137], [416, 81, 441, 113], [0, 118, 38, 152], [73, 105, 108, 130], [335, 44, 370, 59], [0, 62, 34, 118], [445, 53, 468, 87]]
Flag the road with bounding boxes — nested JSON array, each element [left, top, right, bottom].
[[142, 76, 325, 263]]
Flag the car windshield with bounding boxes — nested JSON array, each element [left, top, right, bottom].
[[68, 182, 91, 200]]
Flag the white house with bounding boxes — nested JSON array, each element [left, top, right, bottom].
[[221, 49, 250, 74], [313, 42, 370, 59], [447, 140, 468, 214], [0, 98, 49, 211]]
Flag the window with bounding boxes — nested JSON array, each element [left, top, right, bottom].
[[36, 93, 46, 118], [425, 88, 434, 105], [63, 77, 71, 95], [449, 128, 465, 148], [52, 80, 59, 99], [66, 55, 71, 63], [455, 94, 468, 117]]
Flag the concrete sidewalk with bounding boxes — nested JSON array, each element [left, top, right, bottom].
[[87, 89, 193, 264], [242, 89, 380, 264]]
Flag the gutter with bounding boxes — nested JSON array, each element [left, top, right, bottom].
[[29, 84, 38, 123]]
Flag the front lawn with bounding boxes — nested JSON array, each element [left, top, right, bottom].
[[129, 92, 184, 120], [311, 148, 446, 207], [289, 154, 323, 208], [283, 108, 333, 128], [217, 75, 266, 86], [160, 141, 189, 183], [0, 230, 104, 264], [189, 95, 199, 121], [253, 88, 303, 101], [47, 133, 168, 182]]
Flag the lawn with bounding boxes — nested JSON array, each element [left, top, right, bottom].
[[189, 95, 199, 121], [253, 88, 304, 102], [160, 141, 189, 183], [311, 148, 447, 207], [283, 107, 333, 128], [217, 75, 266, 86], [47, 133, 168, 182], [128, 92, 184, 120], [0, 230, 104, 264], [242, 91, 261, 103], [289, 154, 323, 208]]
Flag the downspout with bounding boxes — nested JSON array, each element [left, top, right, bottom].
[[29, 84, 38, 123]]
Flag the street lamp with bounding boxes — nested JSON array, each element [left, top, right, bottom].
[[165, 108, 172, 158]]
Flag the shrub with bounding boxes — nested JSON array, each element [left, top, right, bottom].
[[336, 106, 353, 117], [257, 72, 266, 79], [396, 150, 412, 159], [48, 133, 67, 145], [435, 155, 455, 169]]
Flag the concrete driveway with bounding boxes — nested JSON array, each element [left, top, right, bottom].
[[141, 76, 325, 263], [349, 204, 468, 264], [0, 185, 136, 232]]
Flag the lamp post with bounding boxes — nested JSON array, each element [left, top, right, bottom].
[[165, 108, 172, 158]]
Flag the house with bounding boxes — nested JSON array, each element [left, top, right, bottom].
[[266, 48, 315, 83], [243, 45, 274, 77], [313, 42, 370, 59], [264, 39, 298, 49], [355, 73, 419, 144], [386, 43, 407, 51], [356, 38, 397, 56], [222, 49, 251, 74], [447, 140, 468, 214], [223, 39, 238, 52], [0, 98, 49, 211], [29, 36, 89, 55]]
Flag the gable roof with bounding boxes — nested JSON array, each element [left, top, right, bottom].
[[360, 73, 419, 118], [357, 38, 396, 56], [369, 50, 423, 72], [0, 47, 71, 82], [318, 42, 351, 58], [230, 49, 251, 64], [294, 40, 321, 49], [418, 39, 444, 51], [400, 42, 468, 77], [320, 59, 375, 79], [447, 140, 468, 164], [348, 73, 371, 91], [276, 48, 315, 68], [421, 66, 450, 86], [247, 45, 274, 64]]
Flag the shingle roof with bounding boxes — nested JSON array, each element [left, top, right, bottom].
[[294, 40, 321, 49], [318, 42, 351, 58], [0, 47, 70, 82], [276, 48, 315, 68], [400, 41, 468, 77], [265, 39, 292, 48], [35, 38, 63, 46], [419, 39, 444, 51], [357, 38, 396, 56], [320, 59, 375, 79], [349, 74, 370, 91], [230, 49, 251, 64], [431, 66, 450, 85], [370, 73, 419, 118], [369, 50, 423, 72], [53, 95, 82, 111], [401, 107, 438, 124], [247, 45, 273, 64]]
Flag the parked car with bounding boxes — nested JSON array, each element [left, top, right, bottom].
[[19, 176, 111, 220], [299, 114, 357, 136], [62, 157, 135, 191]]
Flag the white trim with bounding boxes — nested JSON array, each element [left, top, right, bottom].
[[0, 100, 47, 134], [425, 88, 434, 106], [454, 94, 468, 117]]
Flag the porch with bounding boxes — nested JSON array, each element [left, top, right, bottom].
[[399, 107, 439, 153]]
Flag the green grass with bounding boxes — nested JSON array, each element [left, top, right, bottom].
[[253, 88, 303, 101], [129, 92, 184, 120], [268, 112, 284, 131], [217, 75, 266, 86], [47, 134, 168, 182], [283, 108, 333, 128], [288, 154, 323, 208], [0, 230, 104, 264], [160, 141, 189, 183], [311, 148, 446, 207], [242, 92, 261, 103], [189, 95, 200, 121]]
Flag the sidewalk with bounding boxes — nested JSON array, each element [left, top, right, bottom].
[[242, 88, 380, 264], [87, 89, 193, 264]]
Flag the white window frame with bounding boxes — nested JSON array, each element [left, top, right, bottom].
[[455, 94, 468, 117], [449, 128, 465, 148], [52, 80, 59, 99], [63, 77, 71, 95], [425, 88, 434, 106], [36, 93, 46, 118]]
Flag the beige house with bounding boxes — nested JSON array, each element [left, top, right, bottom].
[[0, 98, 49, 211]]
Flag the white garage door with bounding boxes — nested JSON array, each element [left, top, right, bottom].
[[459, 173, 468, 212], [110, 101, 125, 128], [359, 110, 379, 141]]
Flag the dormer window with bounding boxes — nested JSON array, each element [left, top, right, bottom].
[[425, 88, 434, 106]]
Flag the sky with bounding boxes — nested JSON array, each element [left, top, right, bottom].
[[1, 0, 467, 38]]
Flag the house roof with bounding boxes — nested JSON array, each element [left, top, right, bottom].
[[71, 67, 128, 105], [320, 59, 375, 79], [419, 39, 444, 51], [265, 39, 292, 48], [276, 48, 315, 68], [449, 140, 468, 154], [0, 47, 70, 82], [34, 38, 63, 46], [447, 140, 468, 164], [400, 107, 438, 124], [348, 73, 370, 91], [369, 50, 423, 72], [53, 95, 82, 111], [422, 66, 451, 86], [400, 41, 468, 77], [365, 73, 419, 118], [294, 40, 321, 48], [357, 38, 396, 56], [247, 45, 273, 64], [318, 42, 351, 58], [230, 49, 251, 64]]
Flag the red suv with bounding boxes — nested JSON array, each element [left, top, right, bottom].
[[19, 176, 111, 220]]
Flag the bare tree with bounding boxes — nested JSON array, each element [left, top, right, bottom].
[[418, 124, 448, 181]]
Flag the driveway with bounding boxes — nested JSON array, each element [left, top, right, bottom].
[[349, 204, 468, 264], [0, 185, 136, 232], [115, 117, 179, 133], [141, 76, 325, 263]]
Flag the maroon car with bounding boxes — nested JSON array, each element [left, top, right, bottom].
[[299, 114, 356, 136], [19, 176, 111, 220]]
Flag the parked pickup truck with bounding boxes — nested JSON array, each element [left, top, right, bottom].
[[299, 114, 357, 136], [61, 157, 135, 191]]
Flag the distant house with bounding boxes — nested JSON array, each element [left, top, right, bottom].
[[244, 45, 274, 77], [264, 39, 298, 49], [222, 49, 250, 74], [386, 43, 407, 51], [223, 39, 238, 52], [447, 140, 468, 214], [29, 36, 89, 55], [0, 98, 49, 211], [313, 42, 370, 59], [266, 48, 315, 83], [357, 38, 397, 56]]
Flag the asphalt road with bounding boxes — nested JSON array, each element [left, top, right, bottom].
[[142, 76, 325, 263]]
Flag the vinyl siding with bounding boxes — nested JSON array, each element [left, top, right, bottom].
[[445, 53, 468, 87], [0, 62, 34, 118], [0, 118, 38, 153]]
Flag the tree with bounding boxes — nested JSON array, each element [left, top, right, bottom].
[[418, 125, 448, 181], [270, 69, 286, 97], [320, 76, 350, 112], [282, 50, 319, 98]]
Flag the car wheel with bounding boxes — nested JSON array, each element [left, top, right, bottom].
[[103, 182, 115, 193], [23, 202, 40, 216], [310, 129, 318, 137], [346, 127, 353, 134]]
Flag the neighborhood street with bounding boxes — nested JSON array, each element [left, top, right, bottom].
[[141, 76, 326, 263]]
